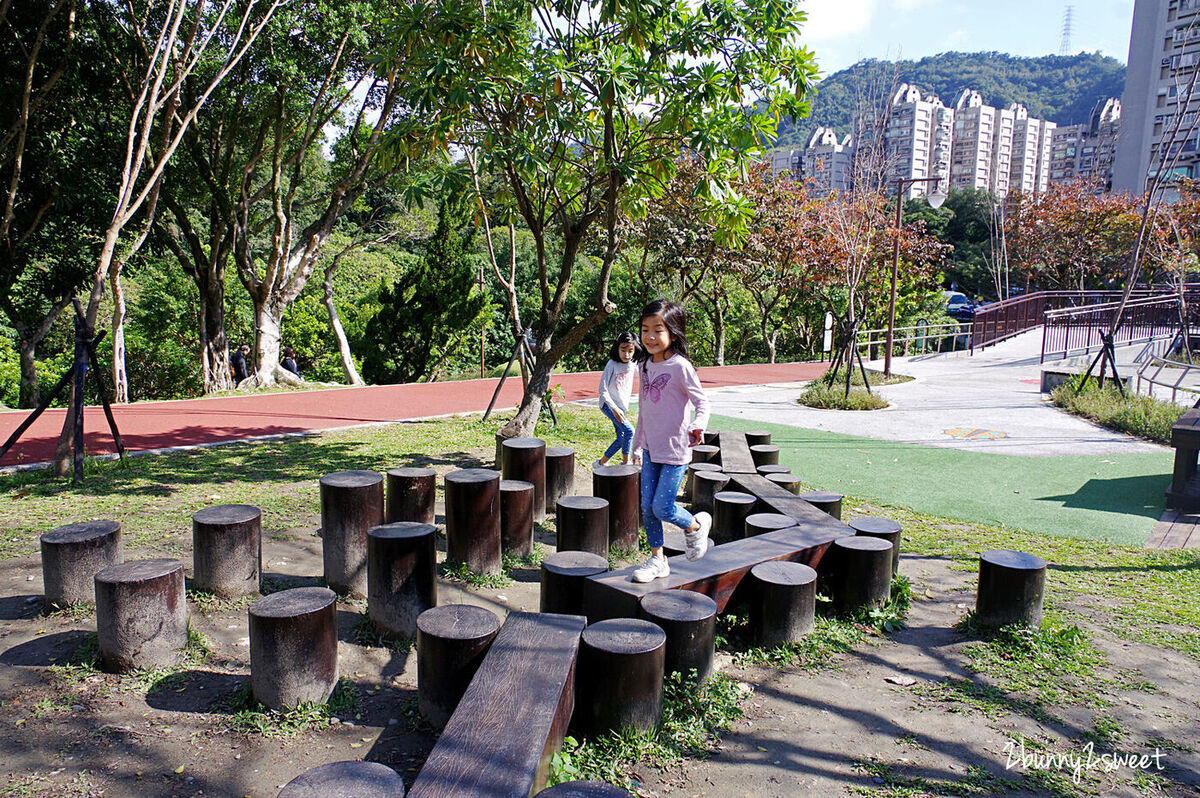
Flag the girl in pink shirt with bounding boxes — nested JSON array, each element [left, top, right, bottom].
[[629, 299, 712, 583]]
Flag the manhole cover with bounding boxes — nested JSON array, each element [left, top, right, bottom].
[[943, 427, 1008, 440]]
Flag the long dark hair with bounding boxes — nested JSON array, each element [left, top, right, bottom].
[[608, 331, 642, 363], [636, 298, 688, 371]]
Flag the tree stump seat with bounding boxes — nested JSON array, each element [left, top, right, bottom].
[[367, 522, 437, 639], [409, 612, 586, 798], [95, 558, 187, 673], [799, 489, 843, 519], [192, 504, 261, 598], [545, 447, 576, 515], [540, 551, 608, 616], [416, 604, 501, 729], [40, 520, 123, 610], [320, 470, 384, 597], [750, 560, 817, 646], [713, 491, 757, 542], [849, 516, 902, 575], [277, 761, 406, 798], [744, 512, 796, 538], [592, 464, 640, 551], [976, 550, 1047, 628], [576, 618, 666, 736], [501, 437, 547, 523], [249, 586, 339, 710], [386, 467, 437, 525], [555, 496, 609, 557], [638, 589, 717, 683], [499, 479, 535, 557], [444, 468, 501, 575]]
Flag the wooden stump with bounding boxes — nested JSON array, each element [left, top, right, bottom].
[[278, 761, 406, 798], [367, 522, 437, 639], [576, 619, 666, 736], [499, 479, 535, 558], [545, 447, 576, 516], [756, 464, 791, 476], [417, 605, 500, 728], [536, 782, 634, 797], [685, 462, 723, 501], [444, 468, 501, 576], [192, 504, 261, 598], [661, 530, 687, 558], [749, 444, 780, 467], [249, 587, 339, 710], [766, 472, 802, 495], [501, 437, 547, 523], [691, 470, 731, 514], [750, 561, 817, 646], [95, 559, 187, 673], [713, 491, 757, 542], [320, 470, 384, 597], [638, 590, 717, 683], [800, 490, 843, 520], [745, 431, 772, 447], [540, 551, 608, 616], [976, 550, 1047, 628], [690, 444, 720, 465], [849, 517, 902, 575], [386, 467, 437, 525], [830, 536, 893, 613], [702, 430, 719, 446], [744, 512, 795, 538], [40, 520, 123, 610], [555, 496, 609, 557], [592, 464, 640, 551]]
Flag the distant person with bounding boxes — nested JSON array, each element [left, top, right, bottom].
[[594, 331, 640, 468], [230, 344, 250, 383], [281, 347, 300, 378]]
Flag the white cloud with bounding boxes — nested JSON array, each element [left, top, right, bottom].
[[944, 28, 970, 49], [892, 0, 938, 10], [800, 0, 877, 42]]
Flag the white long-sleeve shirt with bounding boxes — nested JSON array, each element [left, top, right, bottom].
[[598, 358, 637, 414]]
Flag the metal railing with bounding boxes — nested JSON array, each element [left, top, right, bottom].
[[855, 320, 972, 359], [1040, 295, 1194, 362], [1137, 346, 1200, 403], [971, 286, 1200, 354]]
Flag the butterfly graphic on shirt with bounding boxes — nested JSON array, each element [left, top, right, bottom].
[[643, 373, 671, 402], [615, 371, 631, 388]]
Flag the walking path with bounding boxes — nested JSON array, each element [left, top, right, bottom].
[[0, 361, 827, 469]]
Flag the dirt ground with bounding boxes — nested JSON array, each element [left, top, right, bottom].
[[1, 455, 1199, 797]]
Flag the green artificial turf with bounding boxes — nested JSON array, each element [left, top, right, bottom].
[[711, 414, 1172, 546]]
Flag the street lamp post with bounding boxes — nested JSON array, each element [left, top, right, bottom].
[[885, 176, 947, 377]]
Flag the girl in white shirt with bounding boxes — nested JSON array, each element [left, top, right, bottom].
[[595, 332, 640, 466]]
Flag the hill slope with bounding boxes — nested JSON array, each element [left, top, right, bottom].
[[774, 51, 1126, 150]]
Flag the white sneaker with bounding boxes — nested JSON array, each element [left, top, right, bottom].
[[593, 459, 605, 470], [685, 512, 711, 561], [631, 555, 670, 583]]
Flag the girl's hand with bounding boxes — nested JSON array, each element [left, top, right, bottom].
[[614, 411, 626, 424], [687, 428, 704, 446], [632, 452, 642, 465]]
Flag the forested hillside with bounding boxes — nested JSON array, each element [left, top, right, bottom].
[[773, 51, 1126, 149]]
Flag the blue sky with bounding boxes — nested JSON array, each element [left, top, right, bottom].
[[802, 0, 1136, 75]]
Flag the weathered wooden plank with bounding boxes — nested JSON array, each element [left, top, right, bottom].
[[726, 472, 838, 526], [1146, 511, 1177, 549], [409, 611, 586, 798], [717, 430, 757, 474], [583, 521, 849, 621]]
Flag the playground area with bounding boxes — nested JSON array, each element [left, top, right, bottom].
[[0, 350, 1197, 797]]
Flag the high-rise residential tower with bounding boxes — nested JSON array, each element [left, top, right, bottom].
[[1050, 98, 1121, 189], [879, 84, 954, 198], [1113, 0, 1200, 194]]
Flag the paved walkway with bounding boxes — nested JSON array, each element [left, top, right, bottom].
[[706, 330, 1171, 457], [0, 361, 827, 469]]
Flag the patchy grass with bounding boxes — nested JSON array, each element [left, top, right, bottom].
[[218, 678, 361, 738], [438, 560, 513, 589], [0, 406, 613, 559], [502, 542, 547, 573], [1050, 380, 1186, 445], [864, 503, 1200, 662], [547, 673, 748, 788]]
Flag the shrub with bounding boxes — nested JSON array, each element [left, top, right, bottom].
[[1050, 379, 1186, 444], [799, 382, 888, 410]]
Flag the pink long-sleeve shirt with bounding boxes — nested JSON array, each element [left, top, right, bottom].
[[630, 353, 710, 466]]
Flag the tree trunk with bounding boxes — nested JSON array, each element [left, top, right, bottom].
[[500, 354, 553, 439], [110, 271, 128, 403], [17, 338, 39, 408], [713, 303, 726, 366], [246, 298, 302, 388], [197, 271, 234, 393], [324, 276, 364, 385]]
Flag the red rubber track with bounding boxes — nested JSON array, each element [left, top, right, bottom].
[[0, 361, 828, 468]]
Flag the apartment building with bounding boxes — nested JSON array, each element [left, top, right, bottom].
[[1050, 98, 1121, 189], [879, 84, 954, 199], [1010, 105, 1057, 194], [800, 127, 855, 193], [769, 148, 802, 177], [1113, 0, 1200, 194]]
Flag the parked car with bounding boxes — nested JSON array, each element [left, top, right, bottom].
[[943, 290, 975, 322]]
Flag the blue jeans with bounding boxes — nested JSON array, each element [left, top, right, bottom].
[[640, 454, 694, 550], [601, 404, 634, 460]]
